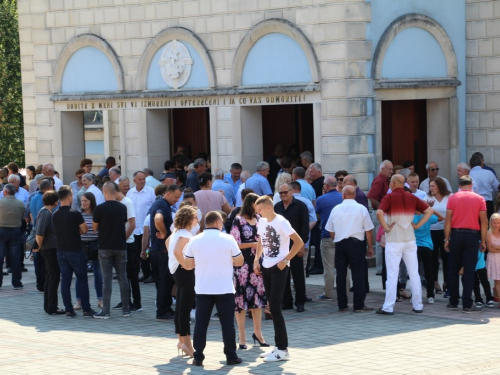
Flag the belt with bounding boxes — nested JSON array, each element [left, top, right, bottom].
[[451, 228, 479, 234]]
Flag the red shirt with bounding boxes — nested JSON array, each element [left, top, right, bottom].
[[446, 189, 486, 230], [367, 173, 389, 203]]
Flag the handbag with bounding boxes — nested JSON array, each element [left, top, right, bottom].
[[26, 226, 37, 249]]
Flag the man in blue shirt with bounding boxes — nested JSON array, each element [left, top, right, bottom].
[[213, 168, 236, 207], [292, 167, 316, 205], [245, 161, 273, 196], [223, 163, 242, 196], [315, 176, 342, 300]]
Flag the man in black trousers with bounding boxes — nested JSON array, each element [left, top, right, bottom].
[[274, 183, 310, 312]]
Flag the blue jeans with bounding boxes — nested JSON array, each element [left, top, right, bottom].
[[99, 249, 129, 314], [0, 227, 22, 288], [448, 230, 480, 309], [57, 250, 91, 313], [76, 241, 102, 300]]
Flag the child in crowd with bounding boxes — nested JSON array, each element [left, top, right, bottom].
[[486, 213, 500, 307], [473, 249, 494, 307]]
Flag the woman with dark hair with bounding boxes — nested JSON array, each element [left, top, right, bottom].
[[74, 192, 103, 310], [25, 165, 36, 183], [427, 177, 452, 296], [335, 170, 348, 192], [230, 193, 268, 349], [166, 206, 199, 357], [36, 191, 64, 314]]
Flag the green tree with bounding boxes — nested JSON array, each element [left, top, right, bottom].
[[0, 0, 24, 167]]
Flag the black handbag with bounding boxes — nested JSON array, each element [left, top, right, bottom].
[[82, 241, 99, 261]]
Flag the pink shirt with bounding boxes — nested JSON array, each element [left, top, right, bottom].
[[447, 189, 486, 231], [194, 189, 228, 219]]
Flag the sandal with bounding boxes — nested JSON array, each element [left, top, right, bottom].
[[435, 288, 443, 295], [399, 290, 411, 299]]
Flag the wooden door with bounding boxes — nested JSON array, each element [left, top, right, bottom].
[[172, 107, 210, 160], [382, 100, 427, 179]]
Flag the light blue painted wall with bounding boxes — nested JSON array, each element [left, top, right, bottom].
[[381, 28, 448, 79], [62, 47, 118, 93], [367, 0, 467, 161], [242, 33, 312, 86], [146, 41, 209, 90]]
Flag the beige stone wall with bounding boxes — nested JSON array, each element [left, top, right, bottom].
[[18, 0, 374, 187], [466, 0, 500, 168]]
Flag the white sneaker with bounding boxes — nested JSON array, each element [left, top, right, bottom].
[[259, 347, 277, 358], [190, 309, 196, 320], [427, 297, 435, 304], [264, 349, 290, 362], [487, 301, 495, 308]]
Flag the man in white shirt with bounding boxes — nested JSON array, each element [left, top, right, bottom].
[[469, 154, 499, 219], [325, 185, 374, 312], [184, 211, 243, 367], [254, 196, 304, 363], [42, 163, 63, 191], [109, 167, 121, 184], [116, 182, 140, 311], [5, 174, 30, 205], [127, 171, 156, 283], [143, 168, 161, 189], [419, 161, 452, 193], [407, 173, 427, 200]]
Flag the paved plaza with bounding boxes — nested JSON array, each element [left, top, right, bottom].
[[1, 262, 500, 375]]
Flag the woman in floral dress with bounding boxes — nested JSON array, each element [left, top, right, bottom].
[[230, 193, 269, 349]]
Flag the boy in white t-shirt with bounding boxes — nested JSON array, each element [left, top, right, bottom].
[[254, 196, 304, 363]]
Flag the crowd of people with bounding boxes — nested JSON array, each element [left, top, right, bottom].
[[1, 146, 500, 365]]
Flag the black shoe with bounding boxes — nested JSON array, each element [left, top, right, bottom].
[[281, 304, 293, 310], [349, 286, 353, 292], [339, 307, 349, 312], [306, 270, 310, 278], [83, 309, 96, 318], [113, 302, 123, 309], [375, 271, 382, 276], [130, 304, 143, 312], [463, 305, 483, 313], [22, 267, 28, 272], [252, 333, 270, 347], [354, 306, 374, 313], [66, 311, 77, 318], [309, 268, 323, 275], [304, 297, 312, 303], [156, 312, 174, 321], [193, 359, 203, 366], [47, 309, 66, 315], [413, 308, 423, 313], [446, 303, 458, 310], [138, 276, 145, 282], [2, 271, 7, 276], [143, 276, 155, 283], [226, 357, 242, 365], [376, 308, 394, 315], [238, 344, 247, 350], [296, 305, 305, 312]]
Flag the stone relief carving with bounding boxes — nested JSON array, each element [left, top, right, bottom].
[[159, 40, 193, 89]]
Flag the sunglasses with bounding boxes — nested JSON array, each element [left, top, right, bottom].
[[279, 190, 291, 195], [337, 178, 344, 182], [430, 168, 439, 172]]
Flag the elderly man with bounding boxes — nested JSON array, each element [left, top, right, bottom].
[[5, 174, 30, 204], [185, 158, 207, 192], [42, 163, 63, 191], [275, 183, 309, 312], [212, 168, 236, 207], [344, 175, 369, 210], [159, 172, 176, 186], [457, 162, 471, 179], [223, 163, 242, 196], [7, 162, 28, 191], [127, 171, 156, 284], [0, 184, 25, 289], [245, 161, 273, 196], [117, 176, 130, 196], [300, 151, 313, 169], [292, 167, 316, 205], [469, 155, 499, 219], [235, 170, 251, 207], [445, 175, 488, 313], [420, 161, 452, 193], [108, 167, 121, 183], [325, 185, 374, 312], [315, 177, 343, 298], [367, 160, 393, 275], [143, 168, 161, 189], [376, 175, 433, 315]]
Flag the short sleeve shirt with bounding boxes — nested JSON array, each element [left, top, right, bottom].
[[52, 206, 85, 252], [194, 189, 228, 219], [257, 214, 295, 268], [446, 190, 486, 230], [36, 208, 57, 250], [119, 196, 136, 243], [245, 173, 273, 196], [149, 198, 173, 252], [93, 201, 128, 250], [168, 229, 192, 274], [378, 188, 429, 243]]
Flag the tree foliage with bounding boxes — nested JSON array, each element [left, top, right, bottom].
[[0, 0, 24, 167]]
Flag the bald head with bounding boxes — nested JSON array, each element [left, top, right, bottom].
[[342, 185, 356, 199], [391, 174, 405, 187], [344, 175, 357, 187], [102, 181, 117, 200]]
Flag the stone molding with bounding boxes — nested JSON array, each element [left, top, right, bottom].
[[136, 27, 216, 90], [231, 18, 320, 87], [372, 13, 458, 80], [52, 33, 124, 94], [374, 78, 461, 89]]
